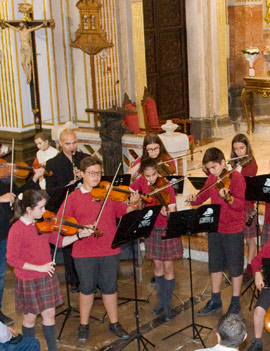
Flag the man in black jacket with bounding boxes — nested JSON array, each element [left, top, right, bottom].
[[45, 129, 88, 293]]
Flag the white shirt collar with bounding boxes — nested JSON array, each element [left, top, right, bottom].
[[19, 217, 33, 226], [80, 186, 91, 194]]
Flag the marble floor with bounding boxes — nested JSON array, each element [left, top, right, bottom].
[[3, 132, 270, 351]]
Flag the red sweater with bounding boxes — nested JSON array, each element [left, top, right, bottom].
[[130, 176, 176, 227], [251, 241, 270, 273], [191, 170, 246, 233], [241, 160, 258, 210], [7, 219, 63, 280], [57, 188, 128, 257]]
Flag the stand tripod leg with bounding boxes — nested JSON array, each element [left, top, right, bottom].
[[162, 234, 211, 347]]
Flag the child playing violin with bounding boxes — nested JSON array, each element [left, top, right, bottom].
[[187, 147, 246, 316], [130, 157, 183, 321], [6, 189, 93, 351], [126, 133, 176, 179], [247, 241, 270, 351], [230, 133, 258, 284], [56, 156, 140, 343]]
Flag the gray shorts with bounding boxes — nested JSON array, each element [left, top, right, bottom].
[[74, 254, 120, 295], [256, 288, 270, 311], [208, 232, 244, 277]]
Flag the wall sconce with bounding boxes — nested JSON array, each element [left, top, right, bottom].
[[70, 0, 113, 56]]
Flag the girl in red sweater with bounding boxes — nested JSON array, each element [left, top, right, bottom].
[[127, 133, 176, 179], [230, 134, 258, 283], [6, 190, 92, 351], [130, 157, 182, 321]]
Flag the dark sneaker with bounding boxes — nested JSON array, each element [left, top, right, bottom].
[[70, 284, 80, 294], [227, 303, 241, 314], [0, 311, 13, 326], [163, 305, 174, 322], [150, 276, 156, 286], [109, 322, 130, 340], [243, 271, 253, 284], [152, 303, 164, 315], [197, 300, 222, 316], [248, 339, 263, 351], [77, 324, 89, 343]]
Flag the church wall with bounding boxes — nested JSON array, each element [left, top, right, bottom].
[[228, 0, 270, 128]]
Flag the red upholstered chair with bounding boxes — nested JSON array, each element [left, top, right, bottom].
[[141, 86, 194, 159], [122, 93, 141, 134]]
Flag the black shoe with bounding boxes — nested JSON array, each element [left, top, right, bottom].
[[109, 322, 130, 340], [77, 324, 89, 343], [227, 303, 241, 314], [152, 303, 164, 315], [248, 339, 263, 351], [150, 276, 156, 286], [0, 311, 13, 326], [197, 300, 222, 316], [70, 284, 80, 293]]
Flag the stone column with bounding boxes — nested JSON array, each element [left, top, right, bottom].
[[185, 0, 230, 139]]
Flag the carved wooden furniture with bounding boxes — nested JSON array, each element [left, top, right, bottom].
[[122, 93, 141, 134], [85, 107, 136, 175], [141, 86, 194, 158], [241, 77, 270, 134]]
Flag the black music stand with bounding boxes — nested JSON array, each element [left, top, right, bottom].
[[112, 205, 161, 351], [241, 175, 270, 307], [162, 204, 221, 348]]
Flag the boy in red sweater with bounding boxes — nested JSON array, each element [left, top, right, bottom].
[[188, 147, 246, 316], [247, 242, 270, 351], [57, 156, 140, 343]]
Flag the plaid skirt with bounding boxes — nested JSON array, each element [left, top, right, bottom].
[[15, 273, 63, 314], [244, 207, 258, 239], [145, 226, 183, 261], [262, 224, 270, 246]]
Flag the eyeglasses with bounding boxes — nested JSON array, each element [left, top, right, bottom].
[[85, 171, 102, 177], [146, 146, 160, 153]]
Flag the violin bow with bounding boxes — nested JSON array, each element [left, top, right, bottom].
[[147, 176, 185, 197], [92, 163, 122, 232], [187, 155, 249, 172], [53, 189, 70, 263], [9, 139, 14, 208], [157, 150, 202, 166]]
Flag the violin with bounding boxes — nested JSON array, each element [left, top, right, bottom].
[[36, 210, 103, 238], [91, 181, 152, 203], [0, 159, 53, 179], [157, 154, 176, 176], [216, 169, 232, 203], [149, 177, 171, 207], [265, 305, 270, 333]]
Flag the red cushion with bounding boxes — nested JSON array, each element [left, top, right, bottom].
[[124, 103, 140, 133], [144, 97, 159, 126]]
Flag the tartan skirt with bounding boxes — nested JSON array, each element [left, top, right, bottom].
[[244, 207, 258, 239], [262, 224, 270, 246], [15, 273, 63, 314], [145, 226, 183, 261]]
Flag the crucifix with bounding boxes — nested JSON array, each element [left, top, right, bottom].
[[0, 2, 54, 132]]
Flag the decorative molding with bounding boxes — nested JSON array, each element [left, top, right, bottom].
[[227, 0, 262, 6]]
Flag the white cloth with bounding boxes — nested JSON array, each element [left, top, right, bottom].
[[195, 345, 238, 351], [0, 321, 12, 343], [36, 146, 58, 189]]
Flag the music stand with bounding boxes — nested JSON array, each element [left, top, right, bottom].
[[241, 175, 270, 307], [162, 204, 221, 348], [112, 205, 161, 351]]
